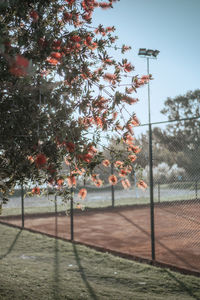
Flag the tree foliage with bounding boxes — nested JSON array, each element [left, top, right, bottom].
[[0, 0, 149, 203], [154, 90, 200, 178]]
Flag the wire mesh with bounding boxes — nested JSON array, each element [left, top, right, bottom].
[[0, 118, 200, 273]]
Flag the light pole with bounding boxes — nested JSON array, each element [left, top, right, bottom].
[[138, 48, 160, 261]]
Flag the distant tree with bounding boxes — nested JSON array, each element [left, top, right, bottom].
[[154, 90, 200, 178]]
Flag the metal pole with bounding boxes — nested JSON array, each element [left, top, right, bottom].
[[195, 180, 198, 200], [21, 182, 24, 228], [158, 182, 160, 203], [55, 194, 57, 214], [70, 187, 74, 241], [55, 194, 58, 237], [111, 162, 115, 207], [147, 57, 156, 261]]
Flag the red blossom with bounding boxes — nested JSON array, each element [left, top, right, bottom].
[[46, 57, 59, 65], [114, 161, 123, 168], [78, 188, 87, 200], [122, 96, 138, 105], [108, 175, 118, 185], [9, 55, 29, 77], [103, 73, 117, 84], [51, 52, 62, 59], [32, 187, 40, 195], [52, 40, 62, 50], [95, 179, 103, 187], [102, 159, 110, 167], [67, 176, 76, 187], [128, 154, 137, 162], [66, 142, 75, 153], [99, 2, 112, 9], [63, 11, 73, 22], [121, 179, 131, 189], [137, 180, 147, 190], [65, 0, 75, 5], [35, 154, 47, 167], [30, 10, 39, 22]]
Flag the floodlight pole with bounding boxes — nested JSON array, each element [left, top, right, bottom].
[[138, 48, 159, 262], [146, 56, 156, 261]]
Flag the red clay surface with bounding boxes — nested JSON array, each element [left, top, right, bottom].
[[1, 201, 200, 274]]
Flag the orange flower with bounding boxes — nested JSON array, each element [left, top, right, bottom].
[[32, 187, 40, 195], [103, 73, 117, 85], [122, 96, 138, 105], [94, 116, 103, 128], [78, 188, 87, 200], [27, 155, 34, 164], [112, 111, 118, 120], [51, 52, 62, 59], [108, 175, 118, 185], [72, 167, 85, 175], [46, 57, 59, 65], [128, 154, 137, 162], [126, 166, 132, 173], [131, 115, 140, 126], [82, 153, 93, 163], [95, 179, 103, 187], [137, 180, 147, 190], [102, 159, 110, 167], [128, 145, 141, 154], [123, 62, 134, 73], [124, 134, 134, 146], [91, 174, 98, 182], [119, 169, 127, 177], [57, 178, 64, 186], [121, 179, 131, 189], [126, 123, 134, 135], [114, 161, 123, 168], [67, 176, 76, 187], [99, 2, 112, 9], [88, 145, 97, 155]]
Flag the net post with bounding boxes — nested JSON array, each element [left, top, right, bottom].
[[21, 181, 24, 228], [111, 161, 115, 207], [70, 187, 74, 241], [158, 182, 160, 203]]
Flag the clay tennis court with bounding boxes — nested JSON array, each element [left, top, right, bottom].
[[1, 200, 200, 274]]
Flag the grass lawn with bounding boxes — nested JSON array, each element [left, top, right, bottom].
[[0, 223, 200, 300]]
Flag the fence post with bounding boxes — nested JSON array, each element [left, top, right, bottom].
[[70, 187, 74, 241], [55, 194, 58, 236], [21, 182, 24, 228], [111, 161, 115, 207], [149, 123, 155, 261], [195, 180, 198, 200], [158, 182, 160, 203], [55, 194, 57, 214]]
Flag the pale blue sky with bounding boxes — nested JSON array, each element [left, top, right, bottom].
[[92, 0, 200, 124]]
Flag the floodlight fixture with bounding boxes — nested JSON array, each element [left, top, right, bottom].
[[138, 48, 147, 56], [138, 48, 160, 59]]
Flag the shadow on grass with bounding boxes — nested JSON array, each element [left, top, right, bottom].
[[0, 229, 22, 260], [73, 244, 98, 300], [53, 206, 61, 300], [164, 269, 200, 300]]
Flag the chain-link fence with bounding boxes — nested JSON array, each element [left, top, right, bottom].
[[0, 117, 200, 274]]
